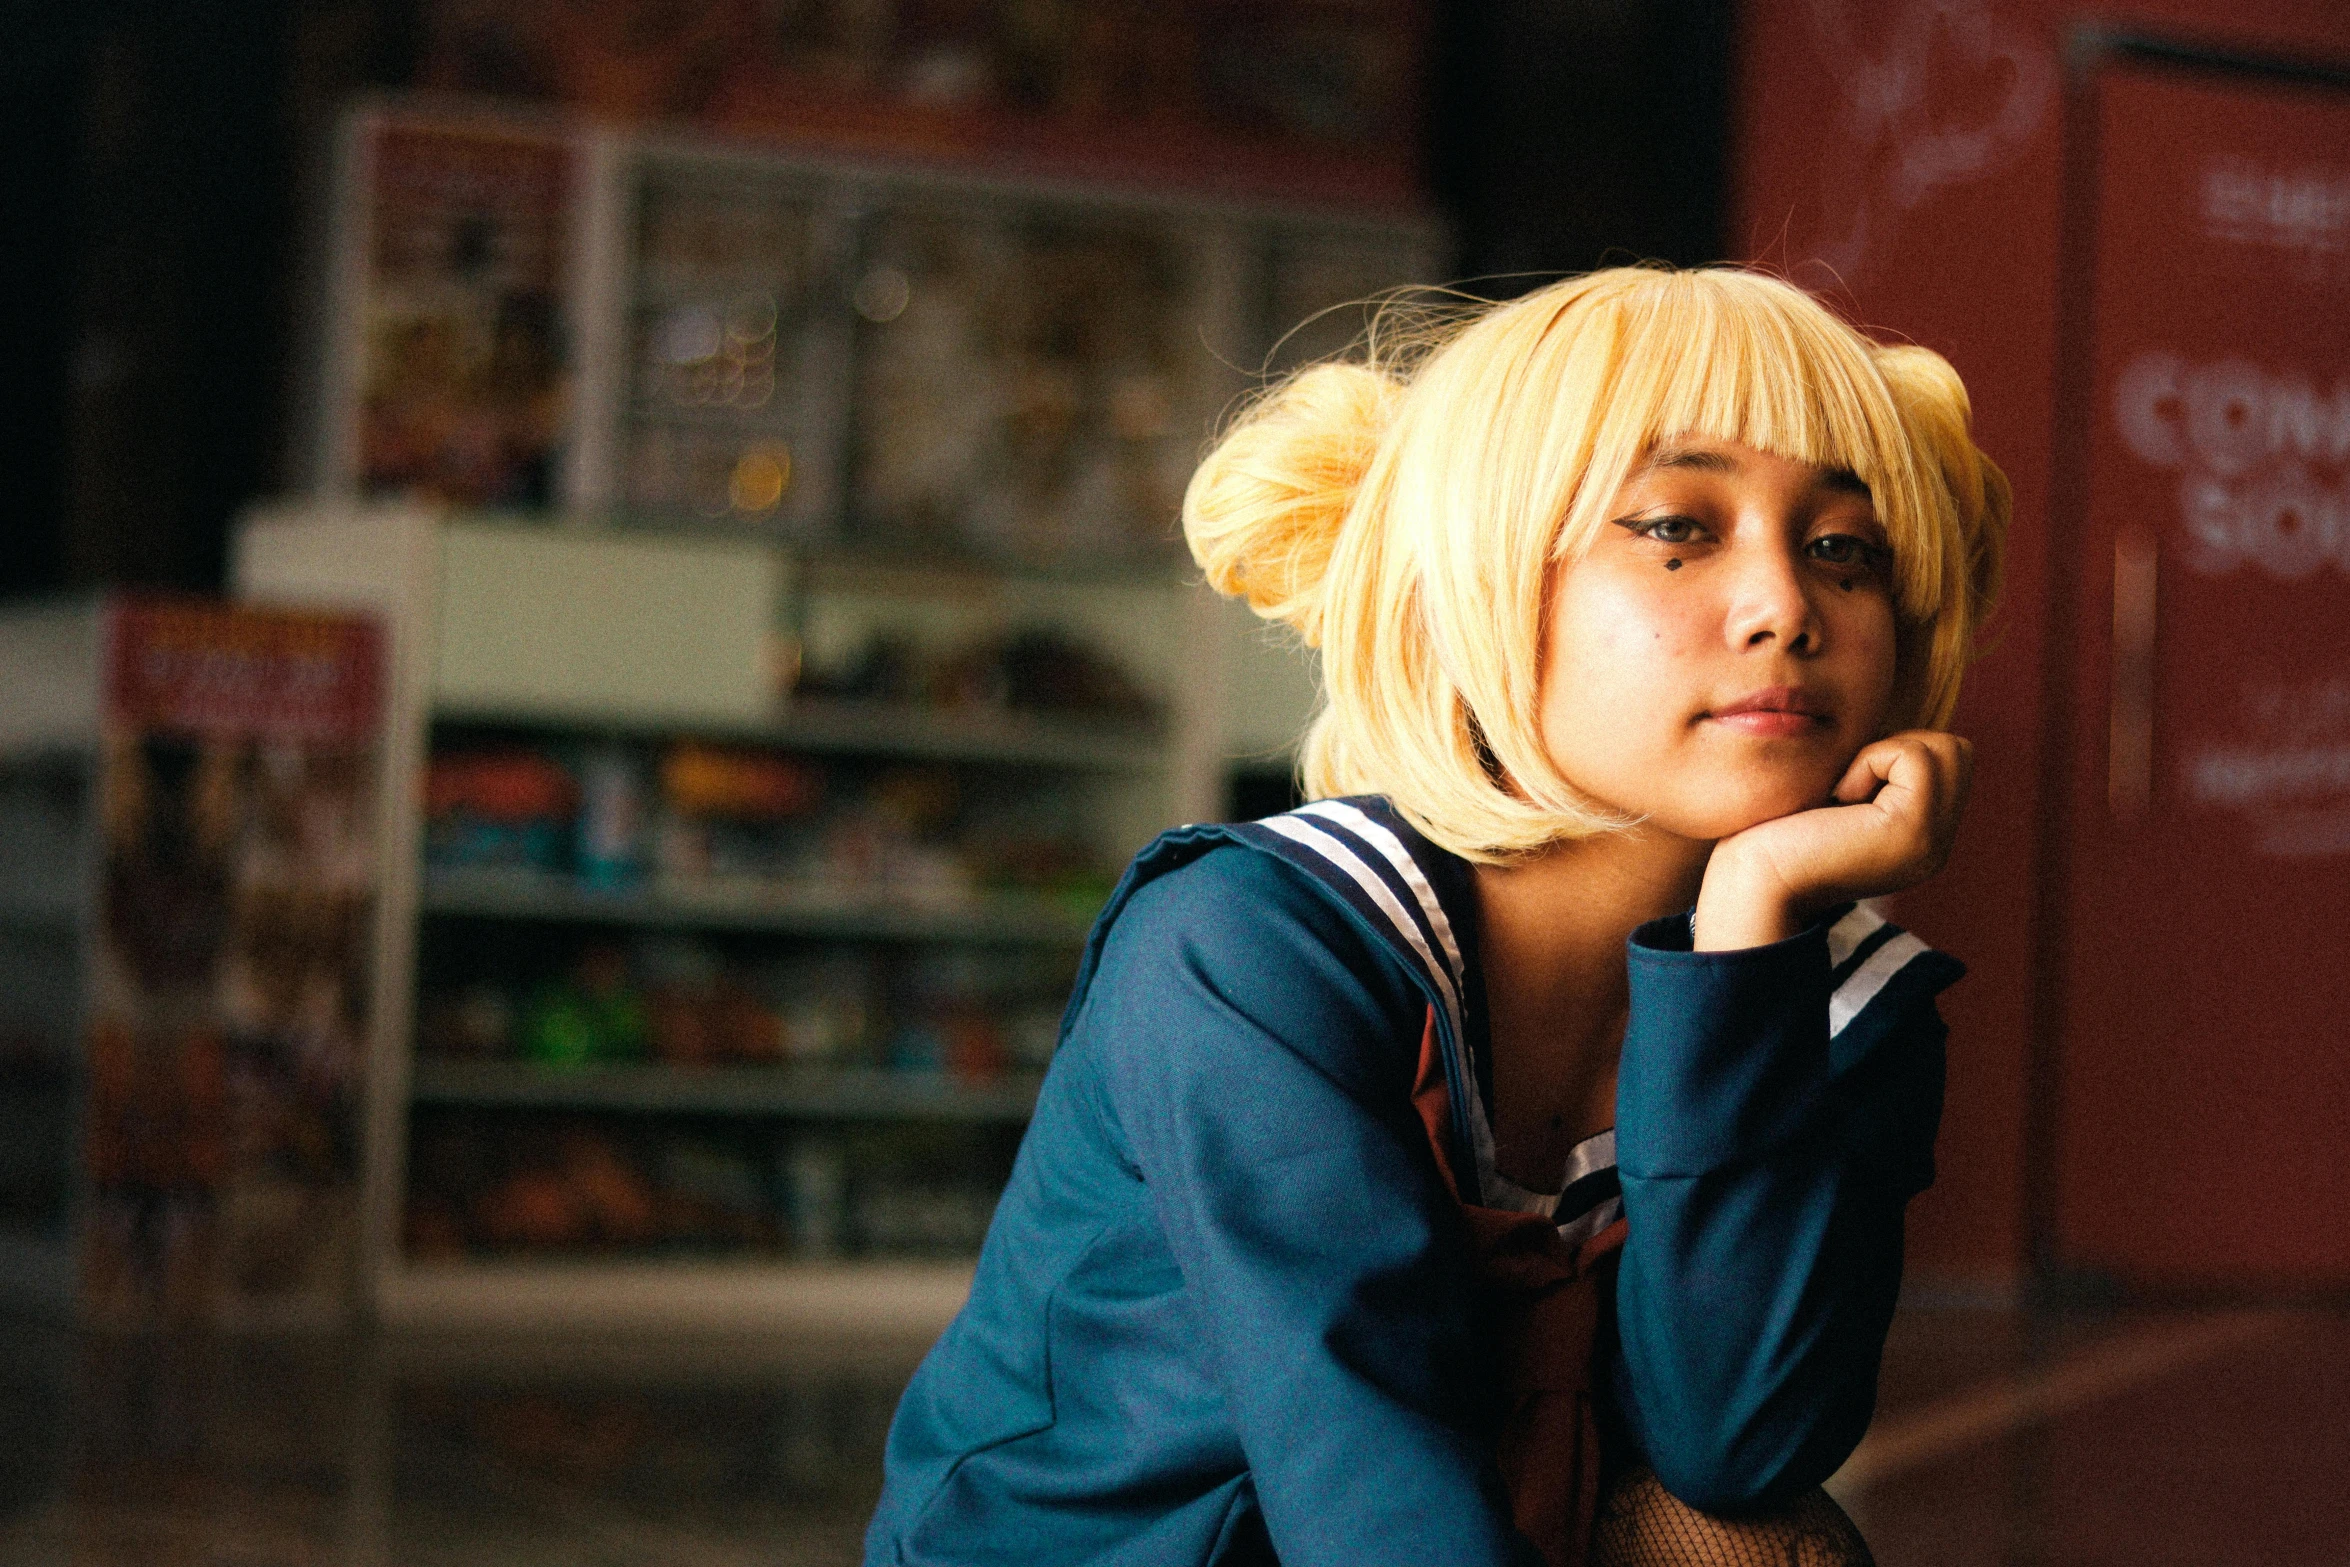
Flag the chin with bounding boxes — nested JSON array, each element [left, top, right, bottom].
[[1656, 781, 1831, 842]]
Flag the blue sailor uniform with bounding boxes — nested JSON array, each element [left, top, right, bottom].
[[865, 798, 1960, 1567]]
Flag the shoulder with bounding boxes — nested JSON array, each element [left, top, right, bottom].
[[1097, 840, 1423, 1020], [1074, 836, 1432, 1110]]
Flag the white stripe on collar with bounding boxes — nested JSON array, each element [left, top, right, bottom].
[[1296, 799, 1467, 993], [1559, 1128, 1617, 1192], [1269, 805, 1568, 1216], [1259, 814, 1464, 1042], [1554, 1194, 1623, 1251], [1830, 931, 1929, 1037]]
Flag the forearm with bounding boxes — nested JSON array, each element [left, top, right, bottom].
[[1611, 911, 1949, 1509], [1613, 1161, 1908, 1508]]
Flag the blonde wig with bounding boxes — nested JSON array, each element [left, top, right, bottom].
[[1184, 266, 2009, 862]]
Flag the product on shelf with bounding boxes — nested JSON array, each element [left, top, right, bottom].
[[426, 749, 576, 871], [661, 742, 825, 817], [418, 982, 514, 1058], [413, 929, 1076, 1083], [653, 742, 825, 887], [657, 1136, 776, 1247], [759, 949, 872, 1065], [781, 1134, 847, 1258], [419, 936, 883, 1070], [575, 745, 648, 889], [404, 1091, 1030, 1261], [425, 728, 1118, 911], [885, 946, 1074, 1082], [403, 1111, 879, 1258], [416, 1118, 670, 1253], [851, 1173, 997, 1257], [820, 765, 968, 900], [930, 625, 1165, 725], [519, 946, 650, 1067], [794, 622, 1166, 729], [790, 631, 924, 706]]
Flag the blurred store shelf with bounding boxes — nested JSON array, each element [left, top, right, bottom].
[[421, 866, 1102, 944], [0, 895, 79, 934], [437, 695, 1168, 772], [410, 1058, 1044, 1122]]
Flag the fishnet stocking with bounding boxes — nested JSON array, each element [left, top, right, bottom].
[[1589, 1469, 1875, 1567]]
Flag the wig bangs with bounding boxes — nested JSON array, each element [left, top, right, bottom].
[[1546, 273, 1952, 630]]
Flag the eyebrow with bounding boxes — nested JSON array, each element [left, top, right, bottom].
[[1641, 444, 1872, 498], [1643, 445, 1737, 476]]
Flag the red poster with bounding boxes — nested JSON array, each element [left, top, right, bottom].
[[2051, 56, 2350, 1287], [104, 598, 383, 743], [87, 600, 386, 1324]]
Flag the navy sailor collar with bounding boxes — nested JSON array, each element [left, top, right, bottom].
[[1219, 797, 1623, 1244]]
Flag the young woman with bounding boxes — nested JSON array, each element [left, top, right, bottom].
[[864, 266, 2009, 1567]]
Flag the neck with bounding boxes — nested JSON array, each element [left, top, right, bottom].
[[1470, 823, 1714, 1183], [1473, 821, 1714, 980]]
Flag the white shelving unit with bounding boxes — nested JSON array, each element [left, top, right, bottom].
[[245, 97, 1417, 1331], [231, 503, 1313, 1331]]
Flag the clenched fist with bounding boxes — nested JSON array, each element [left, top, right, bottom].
[[1692, 731, 1973, 951]]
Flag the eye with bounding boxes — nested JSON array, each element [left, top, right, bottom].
[[1806, 532, 1891, 572], [1620, 513, 1708, 546]]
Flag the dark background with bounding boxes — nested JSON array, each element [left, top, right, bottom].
[[0, 0, 1732, 604]]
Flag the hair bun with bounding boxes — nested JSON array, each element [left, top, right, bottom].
[[1183, 362, 1403, 646]]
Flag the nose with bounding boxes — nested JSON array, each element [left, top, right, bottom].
[[1721, 540, 1820, 655]]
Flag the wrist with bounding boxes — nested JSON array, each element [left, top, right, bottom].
[[1692, 846, 1805, 951]]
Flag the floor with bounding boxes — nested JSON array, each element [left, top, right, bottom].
[[1, 1302, 2344, 1566]]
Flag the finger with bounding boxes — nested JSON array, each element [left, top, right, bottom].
[[1842, 731, 1965, 811], [1832, 735, 1920, 806], [1890, 733, 1971, 863], [1899, 732, 1967, 824]]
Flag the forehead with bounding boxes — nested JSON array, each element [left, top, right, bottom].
[[1630, 437, 1872, 499]]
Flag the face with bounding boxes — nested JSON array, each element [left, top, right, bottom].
[[1535, 436, 1899, 842]]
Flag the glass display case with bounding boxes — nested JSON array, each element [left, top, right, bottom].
[[267, 97, 1432, 1328]]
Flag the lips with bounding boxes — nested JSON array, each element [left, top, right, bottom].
[[1706, 686, 1832, 737]]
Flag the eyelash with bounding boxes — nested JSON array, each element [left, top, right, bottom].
[[1622, 514, 1706, 546], [1617, 515, 1894, 575], [1806, 533, 1894, 574]]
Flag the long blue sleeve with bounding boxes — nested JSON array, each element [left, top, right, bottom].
[[1086, 851, 1536, 1567], [1611, 912, 1957, 1511]]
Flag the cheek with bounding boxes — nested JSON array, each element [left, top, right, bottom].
[[1538, 574, 1713, 788], [1839, 600, 1902, 730], [1546, 575, 1710, 687]]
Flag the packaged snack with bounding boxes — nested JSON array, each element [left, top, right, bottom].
[[575, 745, 647, 889]]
